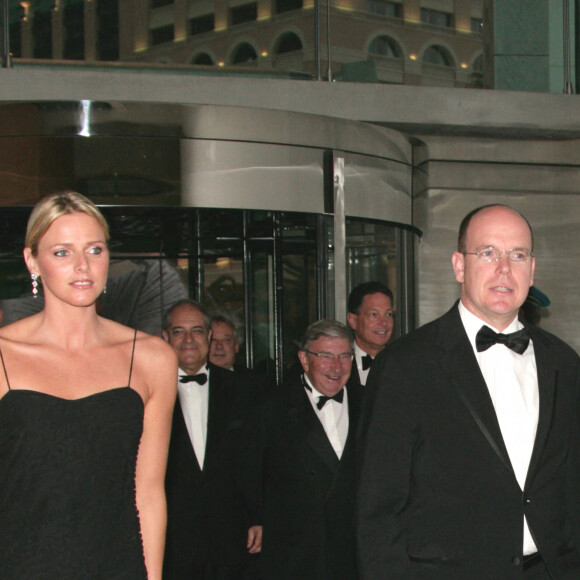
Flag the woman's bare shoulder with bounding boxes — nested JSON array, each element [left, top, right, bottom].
[[134, 330, 176, 363], [0, 314, 43, 343]]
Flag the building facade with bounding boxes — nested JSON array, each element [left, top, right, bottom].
[[9, 0, 484, 87]]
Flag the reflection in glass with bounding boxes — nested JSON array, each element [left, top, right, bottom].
[[0, 205, 414, 385], [422, 45, 454, 67], [368, 35, 401, 58], [347, 218, 399, 339]]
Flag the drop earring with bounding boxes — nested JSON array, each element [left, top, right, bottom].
[[31, 273, 39, 298], [103, 285, 107, 295]]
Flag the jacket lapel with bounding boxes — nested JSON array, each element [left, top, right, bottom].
[[288, 382, 341, 474], [524, 326, 557, 489], [204, 373, 230, 471], [171, 401, 202, 474], [439, 304, 515, 479]]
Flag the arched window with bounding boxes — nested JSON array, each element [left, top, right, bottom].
[[231, 43, 258, 64], [192, 52, 214, 65], [368, 35, 401, 58], [422, 45, 453, 67], [275, 0, 302, 14], [274, 32, 303, 54]]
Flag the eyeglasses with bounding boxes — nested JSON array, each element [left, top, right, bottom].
[[305, 350, 353, 364], [463, 247, 533, 263]]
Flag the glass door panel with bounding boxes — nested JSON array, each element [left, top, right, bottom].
[[248, 242, 277, 381], [346, 218, 401, 339]]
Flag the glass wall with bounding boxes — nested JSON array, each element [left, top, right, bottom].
[[0, 100, 416, 384], [3, 0, 575, 92], [0, 205, 413, 385]]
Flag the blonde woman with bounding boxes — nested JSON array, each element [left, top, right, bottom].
[[0, 192, 177, 579]]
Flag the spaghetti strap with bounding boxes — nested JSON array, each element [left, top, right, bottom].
[[127, 329, 137, 389], [0, 347, 11, 390]]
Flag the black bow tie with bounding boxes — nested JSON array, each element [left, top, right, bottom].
[[362, 354, 374, 371], [179, 372, 208, 385], [303, 377, 345, 410], [475, 326, 530, 355], [316, 389, 344, 410]]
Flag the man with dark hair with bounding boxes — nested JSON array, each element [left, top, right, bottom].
[[347, 281, 394, 387], [357, 205, 580, 579], [246, 319, 361, 580], [162, 299, 261, 579]]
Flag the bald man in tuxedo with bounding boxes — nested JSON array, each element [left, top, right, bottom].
[[163, 299, 260, 579], [357, 205, 580, 580]]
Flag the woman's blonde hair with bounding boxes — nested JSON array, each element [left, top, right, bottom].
[[25, 191, 110, 255]]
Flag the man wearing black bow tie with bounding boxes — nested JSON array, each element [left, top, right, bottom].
[[162, 299, 260, 579], [357, 205, 580, 579], [245, 319, 360, 579], [346, 281, 394, 389]]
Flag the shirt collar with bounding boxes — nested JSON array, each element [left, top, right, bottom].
[[458, 300, 522, 352], [178, 364, 209, 379], [303, 373, 324, 398], [302, 373, 347, 406], [353, 341, 370, 369]]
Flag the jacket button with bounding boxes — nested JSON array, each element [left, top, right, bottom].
[[512, 556, 521, 566]]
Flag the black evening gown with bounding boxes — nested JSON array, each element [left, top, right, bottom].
[[0, 333, 148, 579]]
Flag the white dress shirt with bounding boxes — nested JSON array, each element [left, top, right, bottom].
[[177, 365, 210, 470], [354, 342, 371, 386], [459, 301, 539, 555], [303, 374, 349, 458]]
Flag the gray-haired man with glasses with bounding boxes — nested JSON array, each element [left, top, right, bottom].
[[358, 204, 580, 579], [244, 319, 361, 580]]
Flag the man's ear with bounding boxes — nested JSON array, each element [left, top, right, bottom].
[[451, 252, 465, 284], [298, 350, 309, 374], [162, 330, 169, 343], [529, 257, 536, 287], [346, 312, 357, 331]]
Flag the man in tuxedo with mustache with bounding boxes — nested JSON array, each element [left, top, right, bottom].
[[162, 299, 260, 579]]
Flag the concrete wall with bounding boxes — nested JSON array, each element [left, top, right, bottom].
[[2, 66, 580, 348]]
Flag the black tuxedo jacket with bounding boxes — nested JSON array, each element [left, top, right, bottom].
[[232, 364, 272, 402], [163, 362, 252, 578], [346, 363, 363, 390], [247, 379, 361, 580], [357, 303, 580, 580]]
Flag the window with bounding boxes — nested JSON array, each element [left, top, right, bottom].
[[151, 0, 173, 8], [469, 54, 484, 88], [368, 35, 401, 58], [97, 0, 119, 61], [190, 14, 214, 36], [33, 10, 52, 59], [193, 52, 214, 65], [471, 18, 483, 33], [63, 1, 85, 60], [422, 45, 453, 67], [151, 24, 174, 46], [231, 42, 258, 64], [230, 3, 257, 25], [367, 0, 401, 18], [274, 32, 303, 54], [275, 0, 303, 15], [9, 22, 22, 58], [420, 8, 452, 28]]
